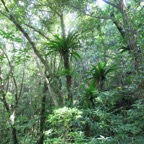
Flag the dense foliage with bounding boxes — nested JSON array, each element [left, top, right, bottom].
[[0, 0, 144, 144]]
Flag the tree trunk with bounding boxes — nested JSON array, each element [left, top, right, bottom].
[[120, 0, 141, 69], [84, 123, 91, 137], [37, 81, 47, 144], [106, 0, 143, 71], [59, 11, 73, 106], [1, 66, 18, 144], [60, 13, 66, 39], [12, 127, 18, 144], [63, 54, 72, 106]]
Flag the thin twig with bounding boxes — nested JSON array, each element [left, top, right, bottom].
[[24, 23, 50, 40]]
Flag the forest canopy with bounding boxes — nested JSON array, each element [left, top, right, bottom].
[[0, 0, 144, 144]]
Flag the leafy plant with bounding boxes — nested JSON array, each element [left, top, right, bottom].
[[46, 31, 81, 60], [81, 85, 98, 109], [88, 62, 113, 89], [47, 107, 82, 143]]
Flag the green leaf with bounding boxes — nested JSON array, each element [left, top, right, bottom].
[[71, 51, 81, 60]]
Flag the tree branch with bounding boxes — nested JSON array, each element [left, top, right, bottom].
[[3, 51, 19, 106], [24, 23, 50, 40], [0, 0, 49, 70], [18, 66, 25, 99], [34, 55, 58, 106], [0, 65, 10, 112], [102, 0, 120, 10], [110, 13, 125, 38], [69, 4, 110, 20]]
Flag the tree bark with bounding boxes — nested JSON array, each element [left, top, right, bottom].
[[12, 127, 18, 144], [63, 54, 72, 106], [37, 81, 47, 144], [60, 11, 73, 106], [108, 0, 143, 70]]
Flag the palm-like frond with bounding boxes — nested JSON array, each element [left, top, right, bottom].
[[46, 31, 80, 58], [89, 62, 113, 82], [46, 35, 66, 54]]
